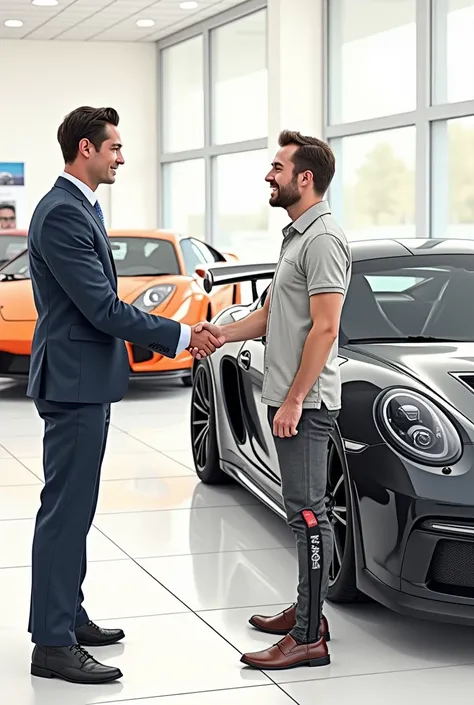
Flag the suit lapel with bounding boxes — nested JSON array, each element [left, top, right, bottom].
[[54, 177, 117, 281], [82, 200, 118, 280]]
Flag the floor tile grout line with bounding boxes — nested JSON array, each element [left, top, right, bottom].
[[276, 660, 474, 687], [91, 683, 286, 705], [109, 424, 195, 466], [0, 557, 132, 570], [92, 523, 277, 687], [0, 500, 268, 521]]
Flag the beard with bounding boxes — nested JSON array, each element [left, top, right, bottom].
[[269, 175, 301, 209]]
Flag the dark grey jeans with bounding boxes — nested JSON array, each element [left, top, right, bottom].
[[268, 404, 338, 644]]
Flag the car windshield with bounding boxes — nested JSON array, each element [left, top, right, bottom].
[[109, 237, 181, 277], [0, 236, 182, 279], [0, 233, 27, 267], [341, 254, 474, 343]]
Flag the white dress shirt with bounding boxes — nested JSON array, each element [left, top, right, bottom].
[[59, 172, 191, 354]]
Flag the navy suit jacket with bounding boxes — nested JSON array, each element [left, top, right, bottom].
[[26, 177, 181, 403]]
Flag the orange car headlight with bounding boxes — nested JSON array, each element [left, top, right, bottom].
[[132, 284, 175, 312]]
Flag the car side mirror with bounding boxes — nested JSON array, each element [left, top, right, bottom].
[[195, 266, 213, 293]]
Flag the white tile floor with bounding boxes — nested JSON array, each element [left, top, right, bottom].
[[1, 378, 474, 705]]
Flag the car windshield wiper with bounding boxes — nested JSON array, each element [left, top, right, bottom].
[[346, 335, 458, 344]]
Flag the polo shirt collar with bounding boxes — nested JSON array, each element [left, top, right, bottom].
[[283, 200, 332, 237]]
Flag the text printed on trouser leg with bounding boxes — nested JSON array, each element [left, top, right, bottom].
[[302, 509, 324, 643]]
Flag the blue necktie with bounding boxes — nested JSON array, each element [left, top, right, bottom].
[[94, 200, 105, 226]]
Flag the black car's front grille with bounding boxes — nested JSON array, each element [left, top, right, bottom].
[[131, 345, 154, 364], [428, 539, 474, 597]]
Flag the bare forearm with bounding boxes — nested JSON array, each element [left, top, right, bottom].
[[221, 307, 268, 343], [286, 326, 337, 404]]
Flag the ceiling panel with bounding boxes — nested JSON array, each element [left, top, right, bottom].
[[0, 0, 251, 41]]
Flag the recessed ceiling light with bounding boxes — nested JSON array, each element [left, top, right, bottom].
[[136, 19, 155, 28], [180, 1, 198, 9], [5, 19, 23, 27], [32, 0, 59, 6]]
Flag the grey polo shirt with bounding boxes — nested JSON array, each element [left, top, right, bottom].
[[261, 201, 351, 410]]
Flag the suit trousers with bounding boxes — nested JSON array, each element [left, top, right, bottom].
[[28, 399, 110, 646], [267, 405, 338, 644]]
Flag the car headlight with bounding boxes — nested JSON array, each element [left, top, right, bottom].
[[375, 388, 462, 466], [132, 285, 175, 312]]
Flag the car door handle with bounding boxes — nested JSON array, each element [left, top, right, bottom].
[[238, 350, 251, 370]]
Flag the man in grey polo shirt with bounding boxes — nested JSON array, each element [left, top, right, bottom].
[[194, 130, 351, 670]]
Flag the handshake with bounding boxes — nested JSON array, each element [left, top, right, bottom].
[[187, 321, 226, 360]]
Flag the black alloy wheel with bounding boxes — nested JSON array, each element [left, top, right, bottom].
[[190, 363, 227, 483], [325, 435, 361, 603]]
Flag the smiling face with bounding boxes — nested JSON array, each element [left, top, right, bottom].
[[84, 123, 125, 187], [265, 144, 304, 210]]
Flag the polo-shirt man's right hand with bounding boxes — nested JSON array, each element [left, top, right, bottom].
[[188, 322, 226, 360]]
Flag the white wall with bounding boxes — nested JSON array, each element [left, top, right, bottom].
[[1, 39, 158, 229]]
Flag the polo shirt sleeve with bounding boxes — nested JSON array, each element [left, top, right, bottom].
[[298, 232, 349, 296]]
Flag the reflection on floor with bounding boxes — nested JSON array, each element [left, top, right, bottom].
[[1, 378, 474, 704]]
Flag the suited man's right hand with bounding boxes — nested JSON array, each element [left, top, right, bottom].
[[189, 322, 225, 360]]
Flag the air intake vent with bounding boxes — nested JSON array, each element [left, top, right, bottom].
[[451, 373, 474, 391]]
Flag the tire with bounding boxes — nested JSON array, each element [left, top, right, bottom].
[[326, 431, 362, 604], [190, 362, 228, 484]]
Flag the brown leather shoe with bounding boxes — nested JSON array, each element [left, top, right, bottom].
[[240, 633, 330, 670], [249, 604, 330, 641]]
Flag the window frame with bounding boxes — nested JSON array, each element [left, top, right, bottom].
[[323, 0, 474, 240], [157, 0, 268, 247]]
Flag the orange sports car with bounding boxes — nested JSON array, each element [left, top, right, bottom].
[[0, 229, 240, 385]]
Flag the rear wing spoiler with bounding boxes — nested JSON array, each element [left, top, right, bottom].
[[196, 262, 277, 299]]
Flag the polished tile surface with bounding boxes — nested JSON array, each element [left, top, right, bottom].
[[1, 378, 474, 704]]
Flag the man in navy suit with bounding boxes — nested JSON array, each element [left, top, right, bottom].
[[27, 106, 222, 685]]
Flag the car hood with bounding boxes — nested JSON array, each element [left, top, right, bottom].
[[350, 341, 474, 422], [0, 275, 185, 321]]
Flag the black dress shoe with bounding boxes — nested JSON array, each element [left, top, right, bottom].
[[75, 620, 125, 647], [31, 644, 122, 684]]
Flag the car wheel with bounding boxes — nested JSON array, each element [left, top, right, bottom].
[[190, 362, 228, 484], [326, 432, 361, 603]]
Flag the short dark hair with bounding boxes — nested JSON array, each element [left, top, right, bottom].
[[57, 106, 120, 163], [0, 203, 15, 213], [278, 130, 335, 196]]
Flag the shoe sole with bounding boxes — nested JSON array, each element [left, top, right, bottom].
[[240, 654, 331, 670], [77, 636, 124, 647], [248, 618, 330, 642], [31, 664, 123, 684]]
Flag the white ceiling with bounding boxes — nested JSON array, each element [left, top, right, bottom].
[[0, 0, 250, 42]]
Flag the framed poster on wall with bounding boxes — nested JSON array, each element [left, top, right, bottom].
[[0, 162, 27, 232]]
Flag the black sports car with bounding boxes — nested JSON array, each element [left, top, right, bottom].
[[190, 238, 474, 626]]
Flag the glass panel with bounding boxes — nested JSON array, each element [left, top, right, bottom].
[[108, 237, 181, 277], [163, 159, 205, 239], [211, 10, 267, 145], [161, 36, 204, 152], [433, 0, 474, 104], [330, 127, 416, 241], [328, 0, 416, 123], [342, 254, 474, 342], [0, 248, 29, 278], [432, 117, 474, 239], [0, 232, 27, 266], [213, 150, 271, 262]]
